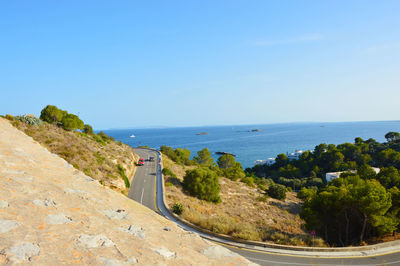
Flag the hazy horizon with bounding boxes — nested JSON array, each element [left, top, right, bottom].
[[100, 119, 400, 131]]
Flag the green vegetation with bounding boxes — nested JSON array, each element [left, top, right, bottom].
[[117, 164, 130, 188], [267, 183, 287, 200], [245, 131, 400, 246], [8, 105, 136, 195], [172, 203, 184, 215], [301, 175, 395, 246], [218, 154, 245, 181], [193, 148, 214, 166], [162, 167, 177, 178], [40, 105, 84, 131], [160, 145, 194, 165], [83, 124, 94, 134], [247, 133, 400, 191], [183, 167, 221, 203], [15, 115, 43, 126]]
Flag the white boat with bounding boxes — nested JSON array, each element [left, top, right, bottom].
[[130, 135, 135, 138]]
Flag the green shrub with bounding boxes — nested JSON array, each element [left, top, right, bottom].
[[267, 184, 287, 200], [241, 176, 255, 186], [117, 164, 130, 188], [98, 131, 114, 142], [297, 187, 317, 201], [92, 134, 106, 145], [183, 167, 221, 203], [83, 124, 94, 134], [172, 203, 184, 215], [5, 114, 14, 121], [15, 115, 43, 126], [84, 168, 92, 177], [256, 196, 269, 202], [40, 105, 67, 124], [162, 167, 177, 178], [62, 114, 84, 131]]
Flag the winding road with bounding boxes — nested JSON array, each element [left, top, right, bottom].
[[128, 148, 400, 265]]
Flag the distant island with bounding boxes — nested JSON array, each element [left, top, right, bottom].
[[195, 132, 208, 135], [215, 151, 236, 157]]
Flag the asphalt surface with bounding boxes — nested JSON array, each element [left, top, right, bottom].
[[128, 148, 400, 265], [128, 148, 157, 211]]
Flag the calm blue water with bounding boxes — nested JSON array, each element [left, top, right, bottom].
[[104, 121, 400, 169]]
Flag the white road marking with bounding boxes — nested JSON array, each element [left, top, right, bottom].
[[140, 188, 144, 204]]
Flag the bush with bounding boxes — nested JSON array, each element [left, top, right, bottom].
[[256, 196, 269, 202], [241, 176, 255, 186], [117, 164, 130, 188], [15, 115, 43, 126], [162, 167, 177, 178], [5, 114, 14, 121], [62, 114, 84, 131], [83, 124, 94, 134], [183, 167, 221, 203], [98, 131, 114, 141], [297, 187, 317, 201], [172, 203, 184, 215], [40, 105, 67, 124], [267, 184, 287, 200]]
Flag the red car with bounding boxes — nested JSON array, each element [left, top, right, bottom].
[[137, 158, 145, 166]]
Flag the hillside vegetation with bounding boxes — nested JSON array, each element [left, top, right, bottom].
[[4, 107, 138, 195], [248, 132, 400, 246], [162, 154, 323, 246]]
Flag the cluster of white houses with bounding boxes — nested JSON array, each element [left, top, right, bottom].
[[254, 150, 381, 182], [254, 150, 305, 166]]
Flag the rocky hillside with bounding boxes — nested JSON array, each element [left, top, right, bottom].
[[0, 118, 254, 265], [7, 116, 137, 195]]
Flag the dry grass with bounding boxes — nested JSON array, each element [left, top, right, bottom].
[[163, 155, 326, 246], [12, 120, 138, 195]]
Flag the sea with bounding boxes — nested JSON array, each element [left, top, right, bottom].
[[104, 121, 400, 169]]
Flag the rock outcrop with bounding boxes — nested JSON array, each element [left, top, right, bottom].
[[0, 118, 254, 265]]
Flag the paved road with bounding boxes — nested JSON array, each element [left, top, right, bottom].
[[128, 148, 400, 265], [128, 148, 157, 211]]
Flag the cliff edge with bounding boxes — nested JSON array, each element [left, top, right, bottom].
[[0, 118, 254, 265]]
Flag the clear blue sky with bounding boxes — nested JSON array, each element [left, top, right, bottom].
[[1, 1, 399, 129]]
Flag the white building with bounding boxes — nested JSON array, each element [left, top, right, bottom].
[[254, 157, 276, 166], [266, 158, 276, 166], [326, 170, 357, 182], [254, 160, 267, 166], [372, 167, 381, 174], [287, 150, 304, 161]]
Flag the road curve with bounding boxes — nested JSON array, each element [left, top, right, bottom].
[[128, 148, 400, 265]]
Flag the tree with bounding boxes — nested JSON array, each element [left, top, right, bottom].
[[275, 154, 288, 168], [61, 114, 84, 131], [40, 105, 67, 124], [355, 137, 364, 145], [301, 175, 395, 245], [217, 154, 236, 169], [183, 167, 221, 203], [83, 124, 94, 134], [385, 132, 400, 143], [377, 167, 400, 189], [267, 184, 287, 200], [194, 148, 214, 167], [314, 143, 327, 157], [175, 148, 192, 165], [223, 162, 245, 181]]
